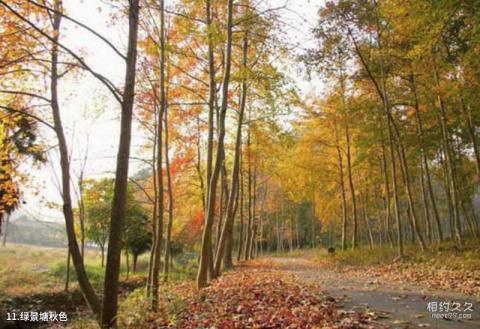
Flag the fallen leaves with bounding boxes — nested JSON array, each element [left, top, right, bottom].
[[150, 263, 376, 328], [359, 262, 480, 298], [321, 258, 480, 300], [176, 270, 338, 328]]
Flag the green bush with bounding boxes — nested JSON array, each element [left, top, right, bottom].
[[49, 261, 105, 288], [117, 287, 151, 328]]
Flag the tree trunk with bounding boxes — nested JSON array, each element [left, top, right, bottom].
[[288, 212, 294, 252], [461, 199, 478, 239], [101, 1, 140, 326], [133, 254, 138, 273], [459, 94, 480, 177], [466, 201, 480, 237], [197, 0, 234, 289], [362, 189, 374, 248], [65, 249, 71, 292], [245, 116, 253, 260], [420, 163, 432, 243], [215, 165, 227, 254], [397, 143, 427, 251], [1, 214, 9, 246], [248, 165, 257, 259], [150, 0, 167, 311], [78, 171, 86, 259], [311, 179, 316, 248], [410, 74, 443, 242], [380, 136, 394, 246], [334, 118, 348, 250], [259, 187, 267, 254], [215, 179, 224, 253], [195, 115, 206, 211], [349, 1, 403, 257], [237, 147, 244, 261], [146, 132, 157, 297], [296, 209, 301, 249], [345, 125, 358, 249], [388, 120, 403, 258], [125, 250, 130, 280], [214, 31, 248, 276], [203, 0, 217, 284], [440, 148, 455, 239], [276, 211, 282, 252], [434, 69, 463, 246], [224, 178, 239, 269], [225, 145, 244, 267], [49, 2, 101, 319], [163, 91, 174, 281]]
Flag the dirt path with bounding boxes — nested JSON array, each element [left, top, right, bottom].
[[266, 257, 480, 329]]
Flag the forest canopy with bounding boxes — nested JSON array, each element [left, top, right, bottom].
[[0, 0, 479, 328]]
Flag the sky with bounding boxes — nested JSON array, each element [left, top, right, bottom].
[[15, 0, 323, 223]]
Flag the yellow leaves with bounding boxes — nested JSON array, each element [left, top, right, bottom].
[[0, 2, 48, 208], [138, 38, 160, 58], [0, 109, 43, 217], [0, 122, 20, 216]]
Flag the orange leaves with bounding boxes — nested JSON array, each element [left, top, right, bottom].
[[177, 209, 204, 245], [141, 259, 382, 328], [0, 1, 46, 82], [157, 265, 355, 328], [0, 1, 47, 228], [0, 123, 19, 225]]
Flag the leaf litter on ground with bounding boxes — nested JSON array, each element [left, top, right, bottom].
[[150, 260, 377, 328]]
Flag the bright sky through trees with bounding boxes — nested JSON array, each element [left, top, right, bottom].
[[19, 0, 321, 223]]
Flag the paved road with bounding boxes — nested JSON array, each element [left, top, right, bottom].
[[267, 257, 480, 329]]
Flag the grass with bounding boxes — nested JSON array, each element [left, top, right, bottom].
[[0, 244, 66, 298], [0, 243, 200, 328], [309, 239, 480, 271], [0, 242, 197, 300], [267, 238, 480, 272], [0, 243, 112, 296]]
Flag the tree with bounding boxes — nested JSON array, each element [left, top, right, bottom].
[[214, 29, 249, 275], [84, 178, 152, 273], [197, 0, 235, 289], [0, 1, 143, 324], [101, 1, 141, 326], [123, 195, 152, 274], [84, 179, 114, 267], [0, 0, 46, 237], [285, 0, 480, 253]]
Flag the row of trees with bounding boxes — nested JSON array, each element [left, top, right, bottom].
[[125, 0, 298, 296], [2, 0, 479, 328], [224, 0, 480, 265], [186, 0, 480, 259], [281, 0, 480, 254], [0, 0, 298, 327], [0, 0, 140, 326]]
